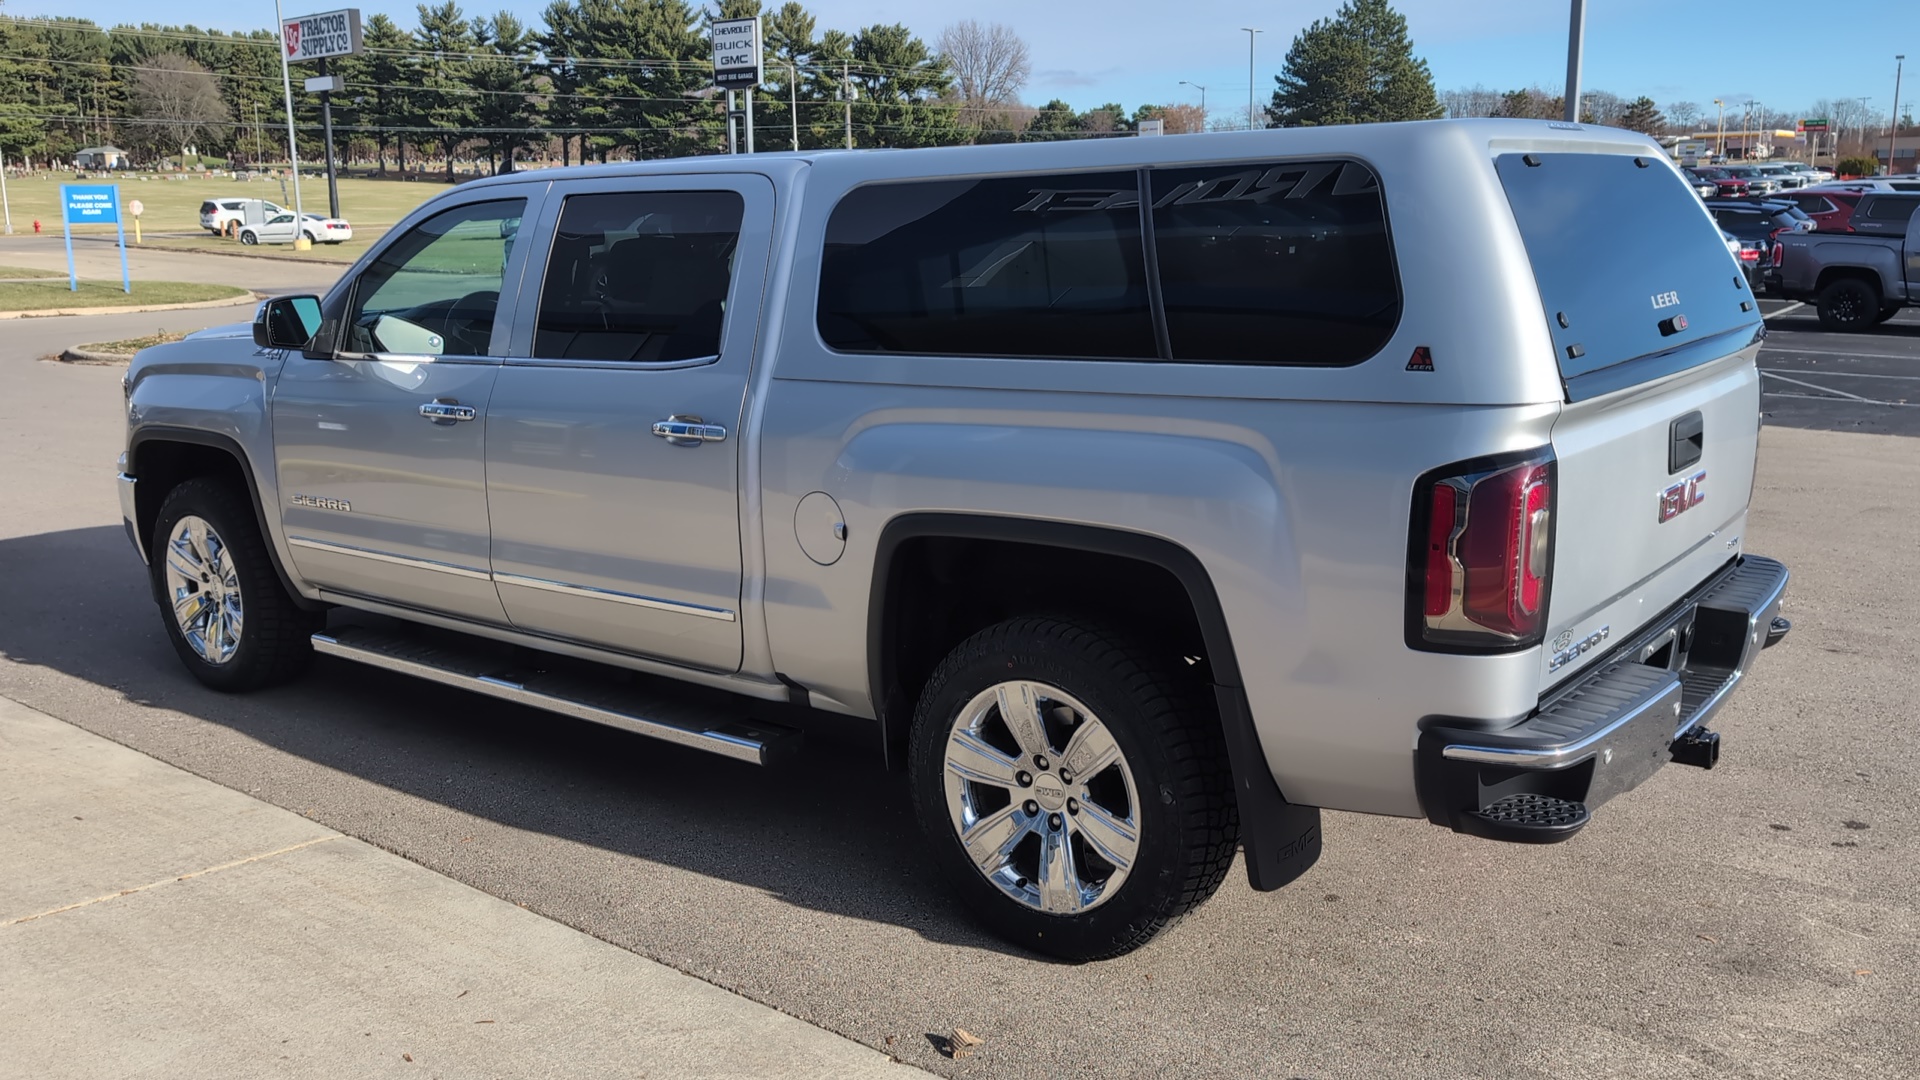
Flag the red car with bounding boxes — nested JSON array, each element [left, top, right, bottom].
[[1685, 167, 1750, 197], [1781, 189, 1865, 232]]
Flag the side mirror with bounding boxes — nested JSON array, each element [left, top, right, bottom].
[[254, 294, 323, 350]]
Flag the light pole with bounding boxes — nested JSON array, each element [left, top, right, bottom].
[[1563, 0, 1585, 124], [1889, 55, 1906, 176], [1714, 98, 1726, 160], [1180, 80, 1207, 126], [271, 0, 305, 227], [1241, 28, 1262, 130]]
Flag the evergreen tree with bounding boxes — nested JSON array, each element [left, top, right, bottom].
[[1268, 0, 1440, 127], [1619, 96, 1664, 135], [414, 2, 478, 179], [468, 12, 544, 172]]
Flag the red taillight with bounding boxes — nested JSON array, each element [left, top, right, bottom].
[[1739, 247, 1760, 262], [1771, 242, 1784, 267], [1423, 485, 1457, 617], [1410, 453, 1554, 651]]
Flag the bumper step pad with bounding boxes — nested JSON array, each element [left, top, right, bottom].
[[1466, 793, 1591, 843]]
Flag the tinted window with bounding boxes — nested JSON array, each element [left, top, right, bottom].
[[1863, 196, 1920, 220], [532, 191, 743, 363], [346, 198, 526, 357], [1150, 160, 1398, 364], [1498, 153, 1756, 383], [818, 172, 1155, 359]]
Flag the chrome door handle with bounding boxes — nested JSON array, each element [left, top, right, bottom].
[[652, 416, 728, 446], [420, 400, 476, 423]]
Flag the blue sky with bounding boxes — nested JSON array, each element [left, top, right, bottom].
[[43, 0, 1918, 125]]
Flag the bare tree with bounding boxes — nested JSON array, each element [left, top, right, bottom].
[[1666, 100, 1703, 132], [937, 20, 1031, 127], [1158, 103, 1205, 134], [132, 54, 230, 165], [1440, 84, 1504, 118]]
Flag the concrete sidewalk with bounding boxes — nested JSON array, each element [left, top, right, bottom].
[[0, 696, 923, 1078]]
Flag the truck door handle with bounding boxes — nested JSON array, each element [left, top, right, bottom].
[[652, 416, 728, 446], [420, 400, 476, 423]]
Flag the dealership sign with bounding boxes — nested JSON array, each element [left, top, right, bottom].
[[282, 9, 364, 62], [711, 17, 762, 89]]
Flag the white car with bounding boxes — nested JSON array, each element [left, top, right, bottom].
[[199, 198, 286, 234], [1805, 178, 1920, 194], [238, 212, 353, 246]]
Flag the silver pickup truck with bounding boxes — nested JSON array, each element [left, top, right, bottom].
[[119, 120, 1790, 960]]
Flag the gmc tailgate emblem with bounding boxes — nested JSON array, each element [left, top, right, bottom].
[[1658, 471, 1706, 523]]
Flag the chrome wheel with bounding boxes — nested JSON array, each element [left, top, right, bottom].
[[942, 680, 1141, 915], [163, 515, 243, 665]]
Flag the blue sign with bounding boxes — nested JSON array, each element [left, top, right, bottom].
[[60, 183, 131, 294], [63, 184, 121, 225]]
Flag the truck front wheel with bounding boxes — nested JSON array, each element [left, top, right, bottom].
[[908, 616, 1238, 961], [150, 477, 318, 691], [1816, 278, 1880, 332]]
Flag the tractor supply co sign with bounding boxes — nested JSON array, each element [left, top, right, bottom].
[[282, 9, 364, 62], [711, 17, 762, 89]]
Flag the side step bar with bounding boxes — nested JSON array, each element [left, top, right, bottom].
[[311, 626, 802, 766]]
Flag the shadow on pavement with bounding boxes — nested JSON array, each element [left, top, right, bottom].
[[0, 524, 1029, 959]]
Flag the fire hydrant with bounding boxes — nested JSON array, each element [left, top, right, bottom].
[[32, 219, 40, 234]]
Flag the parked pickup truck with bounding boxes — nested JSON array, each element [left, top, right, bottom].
[[1774, 192, 1920, 329], [119, 120, 1792, 960]]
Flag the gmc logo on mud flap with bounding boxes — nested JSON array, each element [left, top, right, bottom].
[[1658, 471, 1706, 523]]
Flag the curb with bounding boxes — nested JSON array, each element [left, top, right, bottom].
[[57, 346, 139, 364], [1, 293, 260, 321]]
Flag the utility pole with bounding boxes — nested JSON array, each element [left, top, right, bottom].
[[1241, 28, 1261, 130], [1714, 98, 1726, 160], [1563, 0, 1585, 123], [1890, 55, 1906, 176], [788, 62, 799, 151], [320, 56, 340, 218], [1180, 80, 1207, 125], [843, 60, 853, 150], [272, 0, 305, 226]]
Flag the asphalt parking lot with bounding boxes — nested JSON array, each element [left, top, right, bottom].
[[1755, 298, 1920, 436], [2, 298, 1916, 1078]]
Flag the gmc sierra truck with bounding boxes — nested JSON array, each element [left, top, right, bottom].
[[1774, 192, 1920, 329], [119, 120, 1791, 960]]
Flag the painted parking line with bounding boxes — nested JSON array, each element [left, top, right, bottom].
[[1761, 370, 1878, 401], [1763, 302, 1806, 319], [1759, 369, 1920, 382], [1758, 345, 1920, 362], [1764, 390, 1920, 408]]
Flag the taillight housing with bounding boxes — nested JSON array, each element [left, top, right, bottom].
[[1407, 450, 1556, 652], [1771, 241, 1784, 267], [1739, 246, 1760, 262]]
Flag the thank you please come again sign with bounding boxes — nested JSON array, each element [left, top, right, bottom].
[[282, 9, 364, 62], [60, 184, 132, 293]]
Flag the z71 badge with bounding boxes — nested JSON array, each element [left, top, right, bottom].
[[1658, 471, 1706, 523], [291, 494, 352, 512]]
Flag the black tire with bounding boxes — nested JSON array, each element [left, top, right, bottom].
[[908, 616, 1238, 961], [1876, 305, 1901, 324], [150, 477, 319, 691], [1816, 278, 1880, 332]]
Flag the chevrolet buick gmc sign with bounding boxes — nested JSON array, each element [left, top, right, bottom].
[[282, 9, 364, 63], [711, 17, 762, 89]]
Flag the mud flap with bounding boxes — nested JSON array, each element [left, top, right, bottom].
[[1214, 685, 1323, 891]]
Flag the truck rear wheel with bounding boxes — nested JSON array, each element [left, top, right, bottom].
[[908, 616, 1238, 961], [1816, 278, 1880, 332], [150, 477, 318, 691]]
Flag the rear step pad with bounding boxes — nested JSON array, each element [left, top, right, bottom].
[[1462, 793, 1591, 845], [311, 626, 802, 766]]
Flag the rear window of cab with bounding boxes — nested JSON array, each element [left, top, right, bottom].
[[816, 159, 1401, 366]]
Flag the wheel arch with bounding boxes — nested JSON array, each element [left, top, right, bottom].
[[128, 428, 317, 610], [867, 512, 1321, 892], [1813, 264, 1888, 297]]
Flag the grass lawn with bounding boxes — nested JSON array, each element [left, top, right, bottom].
[[5, 173, 450, 238], [0, 279, 249, 312], [140, 230, 385, 264], [74, 330, 188, 354], [0, 264, 61, 279]]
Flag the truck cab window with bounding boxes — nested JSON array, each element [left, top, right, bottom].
[[532, 191, 744, 363], [344, 198, 526, 357]]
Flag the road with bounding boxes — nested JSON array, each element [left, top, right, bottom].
[[1756, 298, 1920, 436], [1, 261, 1915, 1078], [0, 233, 341, 297]]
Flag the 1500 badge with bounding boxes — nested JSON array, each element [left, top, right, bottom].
[[1658, 471, 1706, 523], [291, 494, 352, 512]]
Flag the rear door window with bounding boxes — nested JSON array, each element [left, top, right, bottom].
[[1498, 153, 1756, 384], [1148, 160, 1399, 364], [532, 190, 743, 363], [818, 172, 1154, 359], [1857, 196, 1920, 235]]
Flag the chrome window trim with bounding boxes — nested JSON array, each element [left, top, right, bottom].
[[492, 571, 738, 622], [502, 353, 721, 371], [287, 535, 492, 581]]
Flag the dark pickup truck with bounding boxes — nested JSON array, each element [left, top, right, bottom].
[[1774, 193, 1920, 330]]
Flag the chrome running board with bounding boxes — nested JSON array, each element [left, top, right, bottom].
[[311, 626, 801, 766]]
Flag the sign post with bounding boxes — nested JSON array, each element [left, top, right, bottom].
[[130, 199, 144, 244], [712, 17, 762, 154], [283, 10, 362, 221], [61, 184, 131, 294]]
